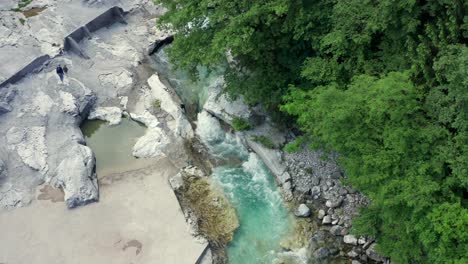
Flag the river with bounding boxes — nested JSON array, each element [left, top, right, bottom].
[[152, 48, 306, 264]]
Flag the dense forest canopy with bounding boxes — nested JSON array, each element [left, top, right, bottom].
[[155, 0, 468, 263]]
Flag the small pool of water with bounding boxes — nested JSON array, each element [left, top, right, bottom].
[[80, 118, 147, 176]]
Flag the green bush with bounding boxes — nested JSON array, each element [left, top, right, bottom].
[[231, 117, 251, 131], [153, 99, 161, 109], [251, 135, 275, 149], [284, 137, 305, 153]]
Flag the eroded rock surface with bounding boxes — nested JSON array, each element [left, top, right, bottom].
[[53, 144, 99, 208], [0, 0, 168, 210], [89, 106, 122, 125]]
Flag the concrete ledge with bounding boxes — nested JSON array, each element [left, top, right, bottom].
[[0, 55, 50, 88]]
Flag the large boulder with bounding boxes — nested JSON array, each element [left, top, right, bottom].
[[88, 106, 122, 125], [366, 243, 386, 262], [147, 74, 194, 139], [203, 78, 251, 125], [295, 203, 311, 217], [132, 127, 170, 158], [344, 234, 358, 245], [326, 196, 344, 208], [54, 144, 99, 208]]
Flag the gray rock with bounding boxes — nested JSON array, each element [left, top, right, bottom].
[[331, 170, 342, 179], [148, 74, 194, 139], [0, 159, 4, 174], [88, 106, 122, 125], [295, 203, 311, 217], [366, 243, 386, 262], [352, 261, 362, 264], [169, 172, 185, 191], [326, 196, 344, 208], [347, 250, 359, 258], [282, 181, 294, 201], [343, 234, 358, 245], [358, 237, 366, 245], [132, 127, 170, 158], [317, 209, 326, 220], [54, 144, 99, 208], [310, 231, 327, 246], [311, 186, 321, 196], [313, 247, 330, 259], [329, 225, 344, 236], [322, 215, 332, 225]]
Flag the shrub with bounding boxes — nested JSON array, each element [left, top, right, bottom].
[[153, 99, 161, 109], [284, 137, 306, 153], [231, 117, 251, 131]]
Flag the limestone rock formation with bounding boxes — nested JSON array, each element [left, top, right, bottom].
[[132, 127, 170, 158], [53, 144, 99, 208], [148, 74, 194, 139], [203, 77, 251, 125], [88, 106, 122, 125]]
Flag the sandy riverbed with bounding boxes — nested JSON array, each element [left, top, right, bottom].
[[0, 157, 207, 264]]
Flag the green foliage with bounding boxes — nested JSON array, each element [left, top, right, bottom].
[[251, 135, 275, 149], [284, 136, 306, 153], [283, 70, 468, 263], [156, 0, 467, 262], [153, 99, 161, 109], [231, 117, 251, 131], [11, 0, 32, 12]]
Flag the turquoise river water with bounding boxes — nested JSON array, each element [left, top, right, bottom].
[[152, 48, 306, 263]]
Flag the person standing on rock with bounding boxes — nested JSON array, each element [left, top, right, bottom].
[[56, 65, 64, 83]]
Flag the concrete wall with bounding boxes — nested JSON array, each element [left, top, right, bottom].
[[64, 6, 126, 51], [1, 6, 127, 88], [0, 55, 50, 88]]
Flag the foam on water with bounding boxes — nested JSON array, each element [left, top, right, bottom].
[[196, 114, 297, 263], [196, 111, 248, 160]]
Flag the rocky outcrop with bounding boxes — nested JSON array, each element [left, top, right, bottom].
[[6, 126, 48, 174], [203, 78, 251, 125], [132, 127, 170, 158], [170, 166, 239, 249], [53, 144, 99, 208], [245, 138, 293, 200], [129, 109, 171, 159], [147, 74, 194, 139], [88, 106, 122, 125]]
